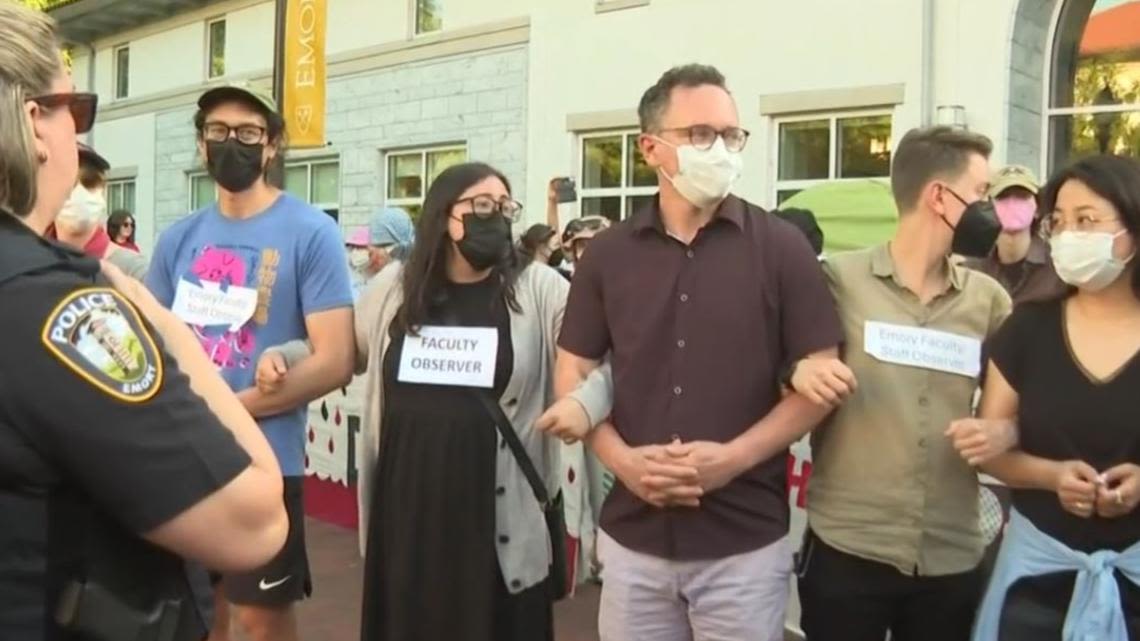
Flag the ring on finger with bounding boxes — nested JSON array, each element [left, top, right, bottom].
[[1074, 501, 1090, 510], [1116, 489, 1125, 506]]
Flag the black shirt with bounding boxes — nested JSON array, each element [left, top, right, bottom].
[[0, 214, 251, 638], [990, 298, 1140, 553], [558, 195, 843, 560]]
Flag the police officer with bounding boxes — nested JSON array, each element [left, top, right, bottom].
[[0, 4, 288, 640]]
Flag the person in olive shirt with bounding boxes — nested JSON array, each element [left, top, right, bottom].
[[964, 165, 1067, 305], [788, 126, 1015, 641], [556, 64, 841, 641]]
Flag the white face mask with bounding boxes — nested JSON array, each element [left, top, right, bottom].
[[655, 136, 742, 208], [57, 184, 107, 229], [348, 248, 371, 270], [1050, 230, 1134, 292]]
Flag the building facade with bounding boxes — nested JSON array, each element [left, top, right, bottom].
[[54, 0, 1140, 252]]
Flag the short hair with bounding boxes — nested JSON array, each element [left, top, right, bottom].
[[890, 126, 994, 212], [1039, 154, 1140, 299], [77, 159, 106, 191], [774, 208, 825, 255], [638, 64, 728, 132]]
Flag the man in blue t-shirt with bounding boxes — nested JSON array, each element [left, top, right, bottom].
[[146, 83, 354, 641]]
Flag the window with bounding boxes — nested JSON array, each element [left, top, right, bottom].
[[285, 159, 340, 220], [113, 45, 130, 99], [106, 179, 136, 213], [189, 173, 216, 211], [1047, 0, 1140, 171], [385, 146, 466, 219], [773, 112, 892, 206], [207, 18, 226, 79], [415, 0, 442, 35], [577, 130, 656, 221]]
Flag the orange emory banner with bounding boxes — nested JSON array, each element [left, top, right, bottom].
[[282, 0, 327, 148]]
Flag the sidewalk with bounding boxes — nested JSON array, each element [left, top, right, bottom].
[[290, 517, 602, 641]]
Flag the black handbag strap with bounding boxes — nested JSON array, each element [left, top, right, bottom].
[[471, 391, 550, 507]]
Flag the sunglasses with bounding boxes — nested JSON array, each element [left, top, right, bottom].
[[28, 92, 99, 134]]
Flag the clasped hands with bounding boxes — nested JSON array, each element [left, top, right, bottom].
[[616, 438, 746, 509]]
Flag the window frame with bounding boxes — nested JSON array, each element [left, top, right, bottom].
[[206, 17, 227, 80], [113, 44, 130, 100], [106, 178, 137, 213], [1042, 0, 1140, 174], [413, 0, 443, 36], [383, 144, 468, 215], [771, 109, 893, 207], [284, 158, 341, 220], [576, 129, 657, 222]]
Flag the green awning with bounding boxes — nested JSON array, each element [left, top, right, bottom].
[[781, 179, 899, 253]]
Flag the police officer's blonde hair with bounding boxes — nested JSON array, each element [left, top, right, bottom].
[[0, 1, 62, 218]]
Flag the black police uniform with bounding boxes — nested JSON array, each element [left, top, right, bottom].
[[0, 211, 253, 641]]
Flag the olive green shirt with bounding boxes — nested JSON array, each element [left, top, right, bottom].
[[807, 243, 1012, 576]]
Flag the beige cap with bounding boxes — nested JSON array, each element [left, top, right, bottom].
[[198, 82, 278, 116], [990, 165, 1039, 198]]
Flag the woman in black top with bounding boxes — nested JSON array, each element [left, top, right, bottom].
[[967, 155, 1140, 639]]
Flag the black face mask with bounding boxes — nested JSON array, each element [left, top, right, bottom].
[[547, 249, 565, 268], [942, 188, 1001, 258], [456, 214, 511, 270], [206, 140, 265, 193]]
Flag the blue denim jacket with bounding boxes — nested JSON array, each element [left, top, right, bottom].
[[973, 509, 1140, 641]]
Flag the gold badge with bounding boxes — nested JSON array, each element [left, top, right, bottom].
[[41, 288, 163, 402]]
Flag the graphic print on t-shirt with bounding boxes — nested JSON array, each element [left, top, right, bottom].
[[171, 244, 280, 370]]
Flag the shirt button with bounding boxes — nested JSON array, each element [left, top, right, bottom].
[[510, 579, 521, 589], [496, 486, 506, 496], [677, 339, 686, 349], [686, 250, 695, 259], [506, 398, 518, 407], [918, 438, 927, 448], [679, 293, 689, 303], [498, 535, 510, 544], [918, 396, 929, 407], [673, 386, 683, 396]]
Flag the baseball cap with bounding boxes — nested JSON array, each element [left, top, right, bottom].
[[198, 82, 278, 116], [77, 142, 110, 172], [344, 226, 371, 247], [989, 165, 1038, 198]]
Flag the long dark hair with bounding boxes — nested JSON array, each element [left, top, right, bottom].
[[395, 162, 521, 334], [107, 209, 135, 244], [517, 223, 555, 264], [1040, 154, 1140, 299]]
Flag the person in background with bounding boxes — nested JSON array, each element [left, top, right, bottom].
[[369, 205, 415, 267], [146, 83, 355, 641], [561, 215, 611, 269], [958, 155, 1140, 641], [108, 208, 140, 251], [964, 165, 1067, 305], [774, 207, 825, 258], [346, 225, 375, 300], [555, 64, 842, 641], [518, 223, 569, 279], [792, 126, 1012, 641], [51, 143, 148, 278]]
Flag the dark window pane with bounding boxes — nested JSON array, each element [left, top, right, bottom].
[[582, 136, 622, 189], [1052, 0, 1140, 109], [581, 196, 621, 222], [416, 0, 442, 34], [115, 47, 130, 99], [388, 153, 423, 199], [625, 195, 654, 218], [284, 165, 309, 201], [837, 116, 892, 178], [776, 189, 803, 206], [1049, 111, 1140, 171], [404, 204, 423, 222], [626, 134, 657, 187], [778, 120, 829, 181], [209, 20, 226, 78]]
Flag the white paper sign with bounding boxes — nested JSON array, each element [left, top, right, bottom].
[[863, 321, 982, 378], [171, 279, 259, 330], [398, 325, 498, 388]]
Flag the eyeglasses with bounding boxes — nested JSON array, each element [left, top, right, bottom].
[[454, 195, 523, 222], [201, 122, 267, 145], [1044, 212, 1123, 236], [28, 93, 99, 134], [656, 125, 750, 152]]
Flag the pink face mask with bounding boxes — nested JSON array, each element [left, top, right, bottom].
[[994, 196, 1037, 232]]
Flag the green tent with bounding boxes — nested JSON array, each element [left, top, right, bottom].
[[781, 179, 899, 254]]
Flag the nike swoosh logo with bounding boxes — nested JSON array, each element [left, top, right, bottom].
[[258, 576, 291, 591]]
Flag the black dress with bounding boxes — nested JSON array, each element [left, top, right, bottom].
[[988, 298, 1140, 639], [360, 277, 553, 641]]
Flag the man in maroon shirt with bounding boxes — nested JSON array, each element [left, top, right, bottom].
[[555, 64, 844, 641]]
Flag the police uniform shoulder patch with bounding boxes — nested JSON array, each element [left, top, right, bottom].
[[40, 287, 164, 403]]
